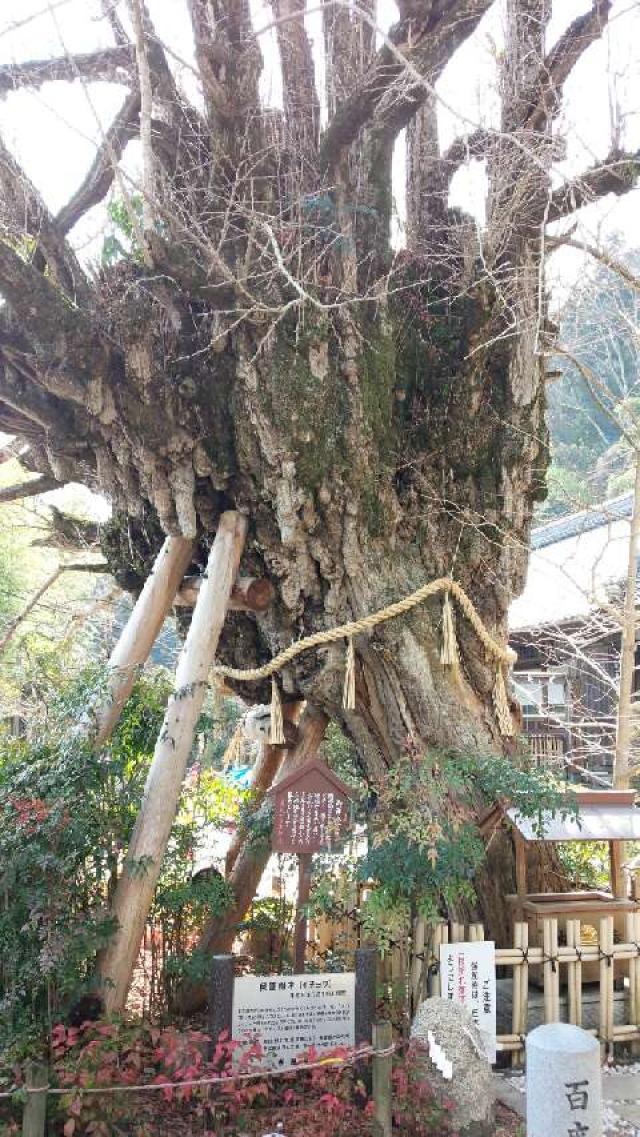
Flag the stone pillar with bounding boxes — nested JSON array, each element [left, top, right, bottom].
[[355, 946, 377, 1046], [526, 1023, 602, 1137], [208, 954, 234, 1053]]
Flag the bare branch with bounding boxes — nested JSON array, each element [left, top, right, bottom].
[[319, 1, 491, 173], [186, 0, 261, 132], [553, 344, 639, 450], [0, 562, 107, 656], [0, 474, 61, 503], [547, 235, 640, 295], [100, 0, 130, 46], [526, 0, 612, 133], [441, 127, 492, 174], [0, 45, 135, 95], [56, 90, 141, 234], [128, 0, 156, 232], [323, 0, 374, 120], [0, 132, 89, 300], [547, 149, 640, 222], [31, 505, 100, 550]]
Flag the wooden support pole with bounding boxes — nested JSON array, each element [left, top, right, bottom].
[[515, 833, 527, 905], [179, 705, 329, 1014], [609, 839, 625, 900], [519, 922, 529, 1043], [224, 737, 289, 876], [549, 918, 560, 1022], [22, 1061, 47, 1137], [567, 919, 582, 1028], [430, 923, 448, 998], [294, 852, 312, 973], [512, 922, 523, 1066], [226, 748, 286, 860], [626, 911, 640, 1055], [175, 575, 275, 613], [372, 1021, 393, 1137], [599, 915, 615, 1056], [94, 535, 195, 746], [451, 920, 464, 943], [98, 512, 246, 1012], [411, 916, 426, 1017], [543, 918, 559, 1023]]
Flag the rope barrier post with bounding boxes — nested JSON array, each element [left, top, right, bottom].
[[355, 946, 377, 1047], [355, 946, 377, 1096], [208, 954, 234, 1055], [22, 1061, 47, 1137], [372, 1021, 393, 1137]]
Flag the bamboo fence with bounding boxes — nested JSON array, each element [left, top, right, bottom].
[[306, 908, 640, 1062], [426, 913, 640, 1061]]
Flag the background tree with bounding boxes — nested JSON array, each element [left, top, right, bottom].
[[0, 0, 639, 997], [516, 247, 640, 797], [542, 243, 640, 518]]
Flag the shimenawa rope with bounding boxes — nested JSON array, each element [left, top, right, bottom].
[[215, 577, 517, 743]]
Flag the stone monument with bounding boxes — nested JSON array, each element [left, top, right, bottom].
[[526, 1023, 602, 1137], [411, 997, 494, 1136]]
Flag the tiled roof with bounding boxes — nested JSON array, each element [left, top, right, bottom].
[[531, 492, 634, 550]]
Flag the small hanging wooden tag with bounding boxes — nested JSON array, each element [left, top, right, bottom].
[[493, 664, 515, 737], [440, 592, 459, 668], [270, 675, 285, 744], [342, 636, 356, 710]]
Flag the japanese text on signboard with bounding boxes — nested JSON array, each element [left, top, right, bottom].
[[440, 940, 497, 1062], [232, 973, 355, 1070], [274, 789, 347, 852]]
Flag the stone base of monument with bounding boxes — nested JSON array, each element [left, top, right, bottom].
[[411, 998, 495, 1136]]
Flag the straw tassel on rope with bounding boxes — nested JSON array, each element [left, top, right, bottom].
[[343, 636, 356, 711], [269, 675, 285, 744], [493, 664, 515, 737], [440, 592, 459, 668], [223, 721, 244, 769], [212, 576, 519, 737]]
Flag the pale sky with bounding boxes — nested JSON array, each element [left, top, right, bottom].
[[0, 0, 638, 293]]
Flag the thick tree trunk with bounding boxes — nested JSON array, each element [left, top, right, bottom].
[[98, 512, 246, 1012], [179, 705, 328, 1013]]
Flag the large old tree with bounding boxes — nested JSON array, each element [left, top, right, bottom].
[[1, 0, 639, 999]]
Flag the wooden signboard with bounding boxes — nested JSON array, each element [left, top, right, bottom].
[[269, 758, 354, 970], [270, 758, 353, 854]]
